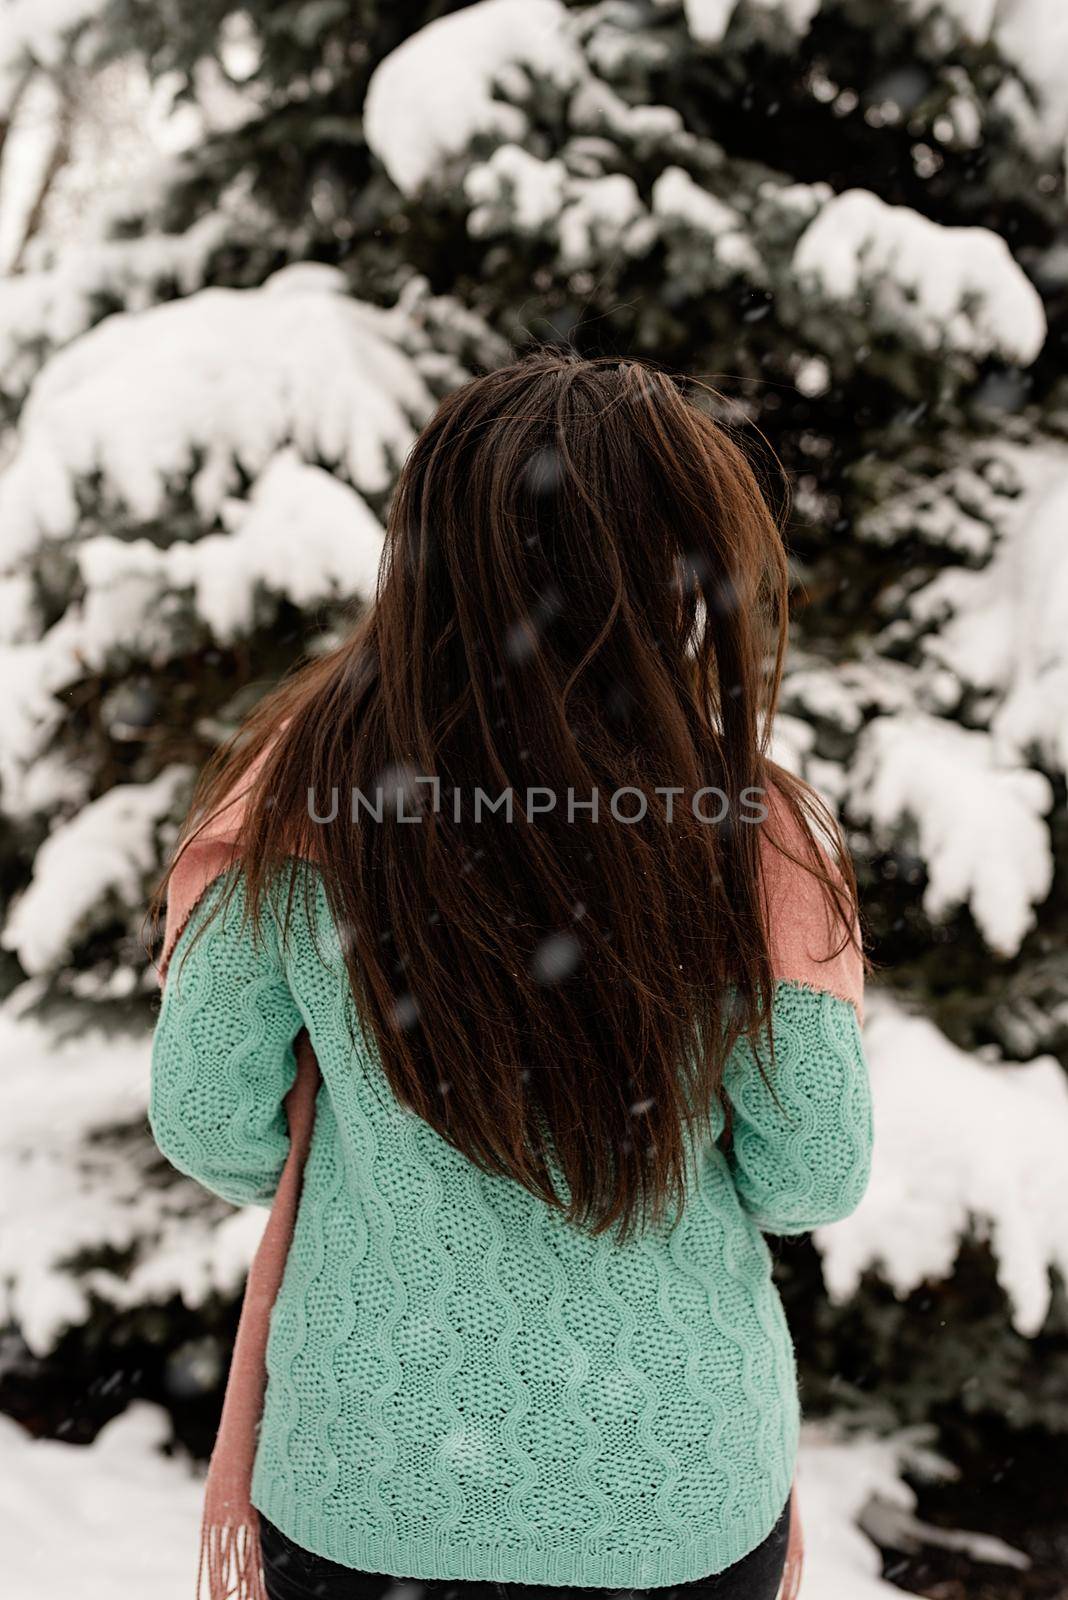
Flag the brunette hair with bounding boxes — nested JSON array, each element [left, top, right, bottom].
[[151, 350, 858, 1240]]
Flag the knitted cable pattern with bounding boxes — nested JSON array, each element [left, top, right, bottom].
[[150, 866, 872, 1590]]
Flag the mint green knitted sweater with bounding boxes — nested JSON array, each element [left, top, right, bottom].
[[150, 864, 871, 1589]]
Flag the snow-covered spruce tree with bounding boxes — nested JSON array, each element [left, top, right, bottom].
[[1, 0, 1067, 1589], [0, 0, 508, 1449]]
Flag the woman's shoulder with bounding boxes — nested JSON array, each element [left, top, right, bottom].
[[756, 779, 864, 1020]]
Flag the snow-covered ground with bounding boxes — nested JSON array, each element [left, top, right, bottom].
[[4, 1405, 206, 1600]]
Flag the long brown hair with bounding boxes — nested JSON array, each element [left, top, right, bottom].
[[152, 351, 858, 1240]]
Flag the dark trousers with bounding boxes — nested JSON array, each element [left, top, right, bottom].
[[260, 1497, 791, 1600]]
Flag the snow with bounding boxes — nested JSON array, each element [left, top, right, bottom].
[[570, 76, 683, 144], [678, 0, 735, 40], [0, 274, 437, 814], [0, 573, 34, 644], [945, 91, 982, 148], [363, 0, 826, 206], [0, 587, 186, 815], [994, 1, 1068, 148], [782, 658, 920, 736], [0, 548, 199, 811], [0, 456, 384, 800], [794, 354, 830, 397], [796, 1423, 938, 1598], [819, 994, 1068, 1336], [908, 0, 997, 30], [465, 151, 762, 275], [3, 1405, 205, 1600], [909, 0, 999, 30], [769, 711, 817, 779], [0, 210, 231, 396], [908, 0, 1068, 150], [671, 0, 820, 44], [859, 456, 1013, 559], [557, 172, 652, 265], [793, 189, 1046, 365], [799, 1417, 1032, 1589], [465, 145, 568, 232], [762, 0, 822, 28], [651, 165, 761, 275], [848, 714, 1053, 957], [465, 144, 655, 265], [364, 0, 584, 195], [874, 440, 1068, 789], [0, 267, 435, 566], [786, 441, 1068, 972], [0, 998, 268, 1355], [761, 179, 832, 220], [914, 448, 1068, 777], [0, 0, 105, 111], [2, 770, 187, 974], [78, 450, 386, 642]]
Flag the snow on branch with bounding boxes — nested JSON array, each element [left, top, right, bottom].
[[818, 994, 1068, 1337], [465, 144, 655, 266], [0, 623, 88, 814], [846, 714, 1053, 957], [0, 210, 232, 399], [911, 448, 1068, 778], [792, 188, 1046, 365], [76, 450, 386, 643], [0, 0, 106, 112], [0, 265, 435, 565], [364, 0, 584, 196], [0, 999, 266, 1356], [0, 458, 387, 811], [781, 658, 923, 738], [665, 0, 820, 46], [651, 165, 763, 279], [0, 1003, 147, 1352], [906, 0, 1068, 151], [2, 769, 188, 974], [858, 452, 1022, 561]]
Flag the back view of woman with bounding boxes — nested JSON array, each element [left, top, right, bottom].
[[150, 352, 872, 1599]]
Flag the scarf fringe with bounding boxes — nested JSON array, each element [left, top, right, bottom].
[[197, 1513, 267, 1600], [779, 1484, 804, 1599]]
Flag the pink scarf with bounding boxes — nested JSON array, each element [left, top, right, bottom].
[[157, 773, 805, 1600], [158, 769, 322, 1600]]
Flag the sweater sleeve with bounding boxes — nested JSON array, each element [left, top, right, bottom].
[[720, 785, 872, 1235], [149, 869, 304, 1208], [721, 981, 872, 1235]]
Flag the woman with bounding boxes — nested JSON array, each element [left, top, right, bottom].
[[150, 351, 872, 1600]]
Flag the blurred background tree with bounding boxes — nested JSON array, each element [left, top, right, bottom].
[[1, 1, 1067, 1593]]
